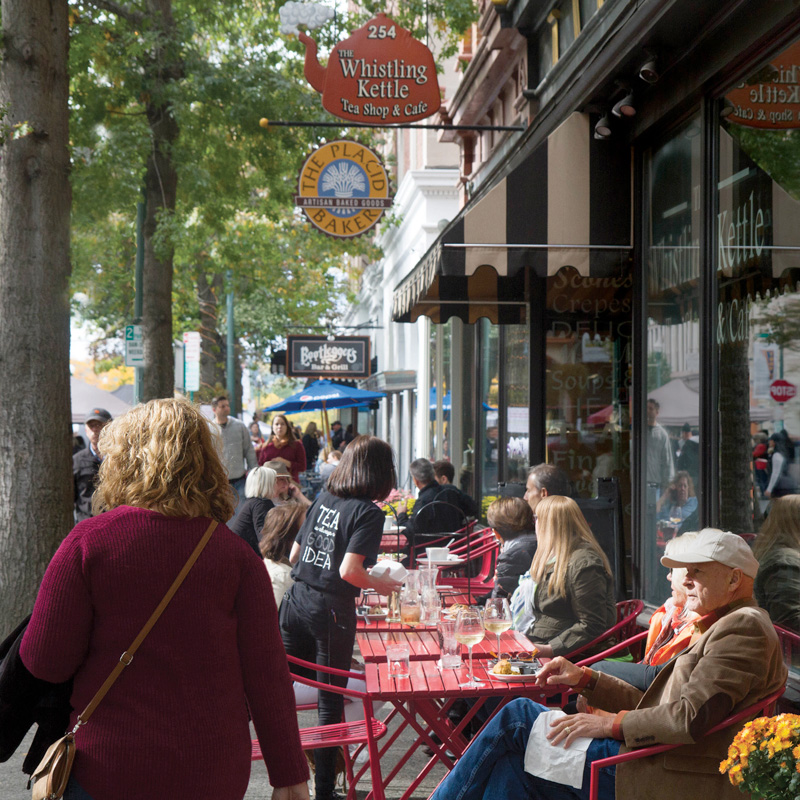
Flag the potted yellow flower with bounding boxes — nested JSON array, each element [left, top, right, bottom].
[[720, 713, 800, 798]]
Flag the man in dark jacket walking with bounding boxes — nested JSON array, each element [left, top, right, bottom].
[[73, 407, 112, 522]]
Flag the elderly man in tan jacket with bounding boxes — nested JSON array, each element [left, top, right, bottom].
[[430, 529, 787, 800]]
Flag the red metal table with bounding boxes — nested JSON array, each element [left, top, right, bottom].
[[356, 628, 536, 663], [379, 532, 408, 552], [356, 659, 557, 800]]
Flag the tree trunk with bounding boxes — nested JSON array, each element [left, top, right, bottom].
[[140, 0, 180, 401], [196, 270, 226, 398], [0, 0, 73, 637]]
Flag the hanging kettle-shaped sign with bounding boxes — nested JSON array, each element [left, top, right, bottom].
[[297, 13, 441, 125]]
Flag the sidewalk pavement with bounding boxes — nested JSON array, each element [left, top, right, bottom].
[[1, 711, 445, 799]]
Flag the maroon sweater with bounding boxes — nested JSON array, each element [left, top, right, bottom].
[[258, 439, 306, 480], [20, 506, 308, 800]]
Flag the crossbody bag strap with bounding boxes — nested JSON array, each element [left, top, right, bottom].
[[73, 518, 218, 729]]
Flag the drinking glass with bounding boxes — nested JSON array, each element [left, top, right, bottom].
[[455, 607, 485, 687], [400, 585, 421, 627], [483, 598, 512, 658], [386, 642, 411, 678], [437, 618, 461, 669], [386, 590, 401, 623]]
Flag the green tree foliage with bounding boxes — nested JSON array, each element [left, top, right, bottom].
[[68, 0, 479, 392], [67, 0, 383, 387]]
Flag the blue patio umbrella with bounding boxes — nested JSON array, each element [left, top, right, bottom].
[[263, 379, 386, 413], [429, 387, 495, 421]]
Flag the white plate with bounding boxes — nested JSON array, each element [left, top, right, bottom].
[[416, 555, 466, 567], [383, 525, 406, 533], [488, 671, 540, 682]]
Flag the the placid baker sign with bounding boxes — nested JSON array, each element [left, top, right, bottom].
[[295, 139, 391, 238], [288, 336, 371, 379], [280, 4, 441, 125]]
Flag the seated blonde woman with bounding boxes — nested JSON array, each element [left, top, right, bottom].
[[511, 495, 616, 658]]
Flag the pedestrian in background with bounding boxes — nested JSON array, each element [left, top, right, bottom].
[[302, 422, 321, 473], [73, 407, 112, 523], [212, 395, 257, 513], [259, 414, 306, 481]]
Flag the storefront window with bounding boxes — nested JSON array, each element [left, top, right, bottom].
[[544, 266, 632, 501], [717, 41, 800, 634], [642, 116, 702, 606], [503, 325, 530, 484]]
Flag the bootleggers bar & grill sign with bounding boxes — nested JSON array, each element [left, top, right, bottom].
[[295, 139, 391, 238], [296, 12, 441, 125], [287, 336, 371, 379]]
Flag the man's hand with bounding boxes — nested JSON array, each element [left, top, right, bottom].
[[272, 782, 310, 800], [547, 713, 613, 748], [535, 656, 583, 688]]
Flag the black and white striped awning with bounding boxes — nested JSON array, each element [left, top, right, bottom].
[[392, 112, 632, 324]]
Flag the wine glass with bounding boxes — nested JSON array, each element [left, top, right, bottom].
[[455, 607, 485, 688], [483, 598, 512, 660]]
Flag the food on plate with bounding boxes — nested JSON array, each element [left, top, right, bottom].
[[492, 659, 513, 675], [368, 604, 386, 615], [445, 603, 470, 616]]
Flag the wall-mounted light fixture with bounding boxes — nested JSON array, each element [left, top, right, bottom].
[[594, 114, 612, 139], [720, 98, 736, 118], [612, 89, 636, 118], [639, 56, 659, 84]]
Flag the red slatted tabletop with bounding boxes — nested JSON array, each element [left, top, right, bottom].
[[356, 629, 536, 663], [379, 532, 408, 552], [361, 659, 557, 800]]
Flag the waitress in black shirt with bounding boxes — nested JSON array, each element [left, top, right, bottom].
[[280, 435, 401, 800]]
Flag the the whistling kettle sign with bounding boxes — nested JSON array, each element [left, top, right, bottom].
[[725, 41, 800, 129], [280, 4, 441, 125], [295, 139, 391, 238]]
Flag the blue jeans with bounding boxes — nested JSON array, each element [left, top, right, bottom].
[[64, 777, 94, 800], [430, 699, 620, 800], [592, 660, 665, 692]]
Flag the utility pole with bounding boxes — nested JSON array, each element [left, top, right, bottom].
[[226, 269, 236, 412], [133, 195, 146, 404]]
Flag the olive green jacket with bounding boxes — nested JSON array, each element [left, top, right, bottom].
[[522, 546, 616, 656]]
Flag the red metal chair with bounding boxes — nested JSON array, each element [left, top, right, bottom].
[[252, 654, 389, 800], [587, 685, 785, 800], [408, 519, 479, 564], [565, 599, 645, 663], [442, 532, 501, 592]]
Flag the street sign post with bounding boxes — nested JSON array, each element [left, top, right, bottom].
[[125, 325, 144, 367], [183, 331, 201, 393], [770, 379, 797, 403]]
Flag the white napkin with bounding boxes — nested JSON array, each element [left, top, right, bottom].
[[369, 559, 408, 581], [524, 710, 592, 789]]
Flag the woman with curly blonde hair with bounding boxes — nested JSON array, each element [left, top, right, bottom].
[[520, 495, 616, 658], [21, 399, 309, 800]]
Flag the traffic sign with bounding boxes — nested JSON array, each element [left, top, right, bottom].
[[770, 379, 797, 403], [125, 325, 144, 367]]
